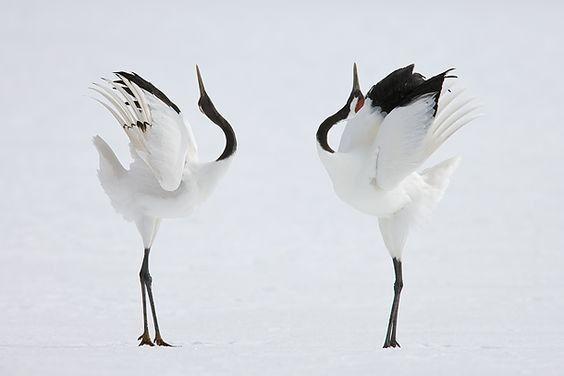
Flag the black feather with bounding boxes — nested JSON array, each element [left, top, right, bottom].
[[367, 65, 454, 115], [114, 71, 181, 114]]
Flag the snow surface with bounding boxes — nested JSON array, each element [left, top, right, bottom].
[[1, 0, 564, 374]]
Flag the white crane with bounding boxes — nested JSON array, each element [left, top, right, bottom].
[[316, 64, 479, 348], [90, 67, 237, 346]]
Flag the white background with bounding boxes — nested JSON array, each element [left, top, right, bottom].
[[1, 0, 563, 374]]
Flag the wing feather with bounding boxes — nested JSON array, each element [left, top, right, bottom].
[[371, 94, 437, 190], [92, 72, 198, 191], [369, 83, 479, 190], [90, 97, 126, 127], [115, 77, 152, 125], [338, 103, 384, 152], [91, 83, 135, 125]]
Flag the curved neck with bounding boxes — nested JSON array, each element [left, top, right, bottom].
[[316, 106, 350, 153], [217, 121, 237, 161], [198, 95, 237, 161], [317, 63, 364, 154]]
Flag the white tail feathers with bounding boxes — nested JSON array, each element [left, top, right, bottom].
[[420, 156, 461, 216], [378, 157, 461, 260], [422, 156, 460, 192], [408, 156, 461, 230]]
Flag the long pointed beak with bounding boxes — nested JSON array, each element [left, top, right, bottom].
[[196, 65, 207, 98], [352, 63, 364, 112], [353, 62, 360, 92]]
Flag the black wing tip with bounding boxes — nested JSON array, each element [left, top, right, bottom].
[[367, 65, 457, 114], [444, 68, 458, 80], [366, 63, 420, 112], [113, 71, 134, 84], [110, 70, 181, 114], [427, 67, 457, 86], [442, 67, 457, 79]]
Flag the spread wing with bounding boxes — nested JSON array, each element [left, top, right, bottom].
[[91, 72, 198, 191], [370, 82, 480, 190], [371, 94, 437, 189], [338, 105, 385, 153]]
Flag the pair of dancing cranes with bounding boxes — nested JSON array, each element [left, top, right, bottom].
[[91, 64, 478, 348]]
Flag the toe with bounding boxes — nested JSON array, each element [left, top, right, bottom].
[[138, 332, 155, 346], [155, 338, 173, 347]]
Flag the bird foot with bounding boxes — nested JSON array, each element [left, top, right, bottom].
[[383, 339, 401, 348], [154, 336, 173, 347], [138, 332, 155, 346]]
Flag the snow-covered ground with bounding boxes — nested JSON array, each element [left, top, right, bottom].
[[1, 0, 563, 374]]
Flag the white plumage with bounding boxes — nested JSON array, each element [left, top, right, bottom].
[[316, 64, 480, 348], [318, 70, 478, 236], [91, 67, 237, 346]]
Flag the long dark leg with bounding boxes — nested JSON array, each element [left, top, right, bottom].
[[390, 259, 403, 345], [138, 248, 154, 346], [140, 247, 172, 346], [383, 258, 403, 348], [137, 253, 155, 346]]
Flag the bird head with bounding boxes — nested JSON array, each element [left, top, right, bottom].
[[195, 65, 237, 161], [347, 63, 365, 117], [316, 63, 365, 153]]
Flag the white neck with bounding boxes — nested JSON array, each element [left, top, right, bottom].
[[190, 156, 235, 202]]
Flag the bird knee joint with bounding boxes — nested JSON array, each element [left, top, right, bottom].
[[139, 270, 152, 285], [394, 281, 403, 292]]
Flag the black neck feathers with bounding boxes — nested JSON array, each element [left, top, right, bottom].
[[316, 104, 352, 154], [198, 94, 237, 161], [317, 64, 364, 153], [196, 66, 237, 161]]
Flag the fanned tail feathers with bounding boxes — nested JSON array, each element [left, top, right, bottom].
[[422, 156, 460, 193]]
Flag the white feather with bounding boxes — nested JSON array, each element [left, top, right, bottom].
[[370, 93, 437, 190], [93, 74, 199, 191], [317, 73, 479, 260], [338, 98, 384, 152]]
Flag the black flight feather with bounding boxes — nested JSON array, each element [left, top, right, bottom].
[[367, 65, 455, 116], [114, 71, 181, 114]]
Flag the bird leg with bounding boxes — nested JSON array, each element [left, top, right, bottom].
[[140, 247, 172, 347], [383, 258, 403, 348], [138, 249, 154, 346]]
